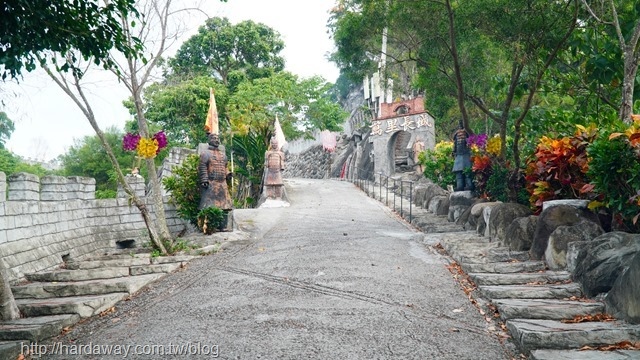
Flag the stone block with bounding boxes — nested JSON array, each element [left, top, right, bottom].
[[7, 173, 40, 201], [503, 216, 538, 251], [66, 176, 96, 200], [40, 175, 68, 201]]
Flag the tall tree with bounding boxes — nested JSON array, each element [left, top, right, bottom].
[[0, 0, 144, 321], [168, 17, 285, 85], [110, 0, 200, 249], [580, 0, 640, 122], [330, 0, 580, 201], [0, 112, 15, 148]]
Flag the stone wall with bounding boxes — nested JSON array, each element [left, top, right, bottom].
[[0, 172, 188, 283]]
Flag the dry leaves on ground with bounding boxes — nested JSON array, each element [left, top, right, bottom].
[[561, 313, 615, 323], [579, 341, 640, 351]]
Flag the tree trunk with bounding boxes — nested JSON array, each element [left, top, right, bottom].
[[445, 0, 471, 133], [620, 49, 639, 122], [42, 64, 169, 255], [129, 75, 174, 245], [0, 259, 19, 321]]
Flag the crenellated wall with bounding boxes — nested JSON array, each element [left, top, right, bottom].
[[0, 172, 188, 283]]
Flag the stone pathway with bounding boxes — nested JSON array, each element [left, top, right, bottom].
[[357, 177, 640, 359]]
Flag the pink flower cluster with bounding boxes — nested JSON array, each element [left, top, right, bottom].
[[467, 133, 488, 149], [152, 131, 167, 153], [123, 133, 141, 151]]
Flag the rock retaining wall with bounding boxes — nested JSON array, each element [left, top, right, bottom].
[[283, 145, 331, 179]]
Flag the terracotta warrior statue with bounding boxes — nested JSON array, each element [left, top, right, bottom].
[[263, 137, 285, 199], [198, 133, 233, 230], [412, 136, 425, 174], [452, 120, 474, 191]]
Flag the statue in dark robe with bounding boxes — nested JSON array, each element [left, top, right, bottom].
[[452, 121, 474, 191]]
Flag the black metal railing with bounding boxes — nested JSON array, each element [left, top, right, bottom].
[[344, 169, 414, 224]]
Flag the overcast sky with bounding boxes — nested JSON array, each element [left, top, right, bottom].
[[3, 0, 340, 162]]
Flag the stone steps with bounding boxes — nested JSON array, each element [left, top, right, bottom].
[[507, 319, 640, 353], [462, 260, 546, 274], [469, 271, 571, 286], [367, 185, 640, 358], [12, 273, 164, 299], [130, 262, 183, 276], [493, 299, 605, 320], [0, 254, 195, 359], [16, 293, 129, 318], [531, 349, 640, 359], [479, 282, 583, 299], [25, 267, 130, 282], [0, 314, 79, 341], [65, 257, 153, 270], [0, 341, 23, 360]]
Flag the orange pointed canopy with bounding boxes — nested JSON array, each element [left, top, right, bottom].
[[204, 88, 219, 135]]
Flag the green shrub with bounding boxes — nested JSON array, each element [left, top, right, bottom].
[[95, 189, 117, 199], [588, 131, 640, 232], [197, 206, 226, 234], [418, 141, 455, 189], [162, 154, 200, 226]]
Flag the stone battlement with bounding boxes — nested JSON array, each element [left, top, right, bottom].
[[0, 171, 187, 283]]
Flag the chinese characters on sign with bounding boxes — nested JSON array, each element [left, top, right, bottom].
[[370, 113, 433, 136]]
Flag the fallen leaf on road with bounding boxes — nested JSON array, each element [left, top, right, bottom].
[[99, 307, 116, 317]]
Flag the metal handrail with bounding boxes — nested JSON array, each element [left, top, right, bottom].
[[345, 169, 415, 224]]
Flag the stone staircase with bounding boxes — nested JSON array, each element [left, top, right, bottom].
[[0, 253, 195, 359], [433, 230, 640, 359]]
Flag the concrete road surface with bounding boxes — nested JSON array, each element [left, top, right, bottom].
[[41, 179, 512, 359]]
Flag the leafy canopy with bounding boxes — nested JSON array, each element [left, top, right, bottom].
[[168, 17, 285, 85], [0, 0, 143, 79]]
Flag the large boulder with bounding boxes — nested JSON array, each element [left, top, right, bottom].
[[530, 204, 600, 260], [422, 183, 448, 209], [503, 215, 538, 251], [573, 232, 640, 297], [428, 195, 449, 216], [544, 222, 604, 270], [456, 198, 488, 230], [447, 191, 474, 223], [488, 203, 532, 243], [473, 202, 502, 237], [606, 252, 640, 324]]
